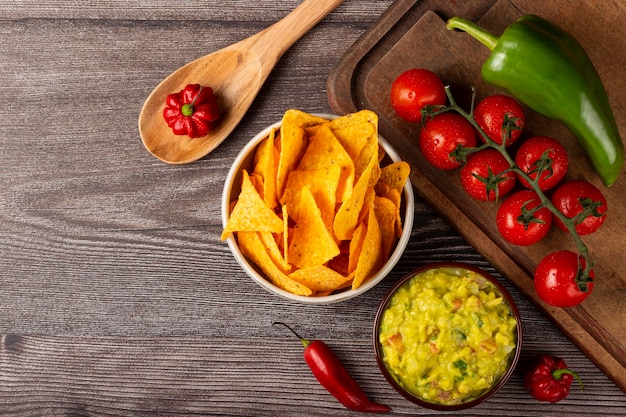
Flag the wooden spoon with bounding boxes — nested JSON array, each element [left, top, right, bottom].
[[139, 0, 345, 164]]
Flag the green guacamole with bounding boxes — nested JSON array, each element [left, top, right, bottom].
[[379, 267, 517, 405]]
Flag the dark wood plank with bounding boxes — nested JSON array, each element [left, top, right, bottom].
[[1, 335, 624, 416]]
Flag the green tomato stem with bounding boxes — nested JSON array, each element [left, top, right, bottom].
[[441, 86, 594, 287]]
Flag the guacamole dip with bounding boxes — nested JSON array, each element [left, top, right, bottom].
[[378, 267, 517, 405]]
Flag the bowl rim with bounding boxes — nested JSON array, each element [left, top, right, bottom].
[[373, 262, 523, 410], [221, 113, 415, 304]]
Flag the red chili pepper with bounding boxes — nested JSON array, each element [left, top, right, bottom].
[[274, 322, 390, 413], [163, 83, 220, 138], [524, 354, 584, 402]]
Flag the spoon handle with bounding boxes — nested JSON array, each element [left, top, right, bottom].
[[247, 0, 346, 69]]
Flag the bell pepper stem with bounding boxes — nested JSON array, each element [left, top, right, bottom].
[[447, 17, 499, 51]]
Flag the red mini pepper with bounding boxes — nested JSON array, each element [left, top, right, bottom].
[[524, 354, 584, 402], [163, 83, 220, 138], [274, 322, 390, 413]]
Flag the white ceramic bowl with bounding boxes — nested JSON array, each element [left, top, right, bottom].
[[221, 114, 414, 304]]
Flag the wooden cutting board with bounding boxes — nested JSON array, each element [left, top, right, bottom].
[[327, 0, 626, 391]]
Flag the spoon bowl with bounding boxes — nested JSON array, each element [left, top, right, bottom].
[[139, 0, 345, 164]]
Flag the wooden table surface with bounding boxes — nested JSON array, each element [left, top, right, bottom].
[[1, 1, 624, 415]]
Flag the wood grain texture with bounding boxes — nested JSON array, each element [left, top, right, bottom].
[[0, 0, 624, 415], [329, 0, 626, 393]]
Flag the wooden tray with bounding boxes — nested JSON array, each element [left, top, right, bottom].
[[327, 0, 626, 391]]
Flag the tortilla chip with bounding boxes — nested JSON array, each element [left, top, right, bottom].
[[221, 170, 284, 240], [289, 265, 353, 292], [248, 172, 264, 197], [281, 165, 340, 230], [288, 187, 340, 269], [383, 188, 404, 238], [352, 206, 383, 290], [333, 153, 377, 240], [348, 222, 367, 274], [282, 204, 289, 265], [328, 110, 378, 160], [253, 128, 278, 209], [258, 231, 291, 273], [375, 161, 410, 195], [276, 110, 329, 199], [374, 196, 398, 258], [298, 124, 355, 203], [357, 186, 376, 227], [238, 231, 312, 296]]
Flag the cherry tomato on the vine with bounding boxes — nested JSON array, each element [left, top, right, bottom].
[[474, 95, 525, 146], [534, 250, 594, 308], [460, 149, 517, 201], [419, 113, 477, 169], [390, 68, 446, 123], [496, 190, 552, 246], [515, 136, 569, 191], [550, 180, 607, 235]]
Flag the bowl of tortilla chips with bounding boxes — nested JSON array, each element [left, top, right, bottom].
[[221, 109, 414, 304]]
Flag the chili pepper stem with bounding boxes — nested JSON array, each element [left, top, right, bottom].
[[553, 368, 585, 391], [446, 17, 499, 51], [181, 86, 205, 117], [273, 322, 311, 348]]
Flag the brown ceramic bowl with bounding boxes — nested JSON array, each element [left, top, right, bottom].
[[373, 262, 522, 410]]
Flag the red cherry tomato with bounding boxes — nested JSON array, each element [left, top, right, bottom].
[[474, 95, 525, 146], [515, 136, 569, 191], [419, 113, 477, 169], [460, 149, 517, 201], [496, 190, 552, 246], [390, 68, 446, 123], [550, 180, 607, 235], [534, 250, 594, 308]]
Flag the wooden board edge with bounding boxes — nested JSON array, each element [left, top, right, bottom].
[[327, 0, 421, 115], [327, 0, 626, 393]]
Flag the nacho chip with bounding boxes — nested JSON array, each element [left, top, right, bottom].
[[328, 110, 378, 160], [357, 186, 376, 227], [289, 265, 352, 292], [288, 187, 340, 269], [333, 153, 377, 240], [276, 110, 329, 199], [281, 165, 340, 230], [375, 161, 410, 195], [248, 172, 264, 197], [258, 231, 291, 273], [374, 196, 399, 259], [298, 124, 355, 203], [353, 206, 383, 290], [221, 170, 284, 240], [238, 231, 312, 296], [253, 128, 278, 209], [383, 188, 404, 238], [348, 222, 367, 274], [282, 204, 289, 265]]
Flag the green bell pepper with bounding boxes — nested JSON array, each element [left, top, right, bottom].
[[447, 15, 623, 187]]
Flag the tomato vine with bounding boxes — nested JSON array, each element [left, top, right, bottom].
[[423, 86, 595, 293]]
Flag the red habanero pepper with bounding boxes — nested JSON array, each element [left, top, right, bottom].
[[274, 322, 390, 413], [524, 354, 584, 402], [163, 83, 220, 138]]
